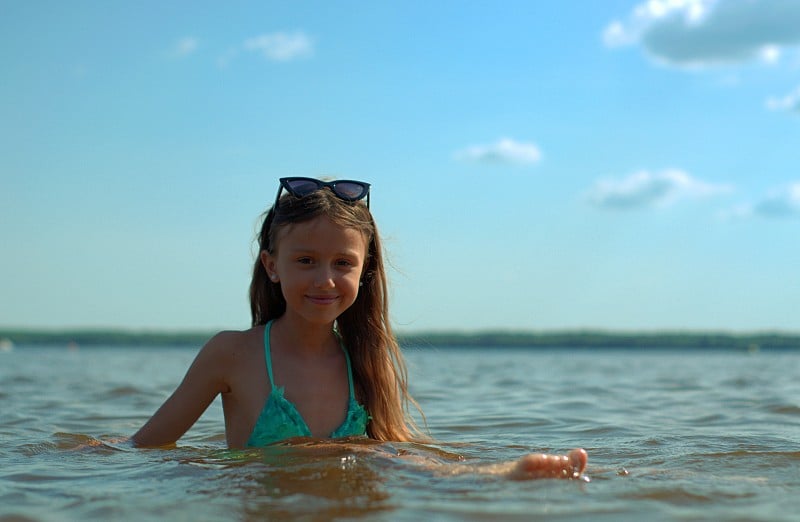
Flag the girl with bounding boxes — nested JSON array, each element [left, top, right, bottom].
[[132, 177, 587, 479]]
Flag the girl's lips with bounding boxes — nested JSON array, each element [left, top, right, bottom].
[[306, 295, 339, 305]]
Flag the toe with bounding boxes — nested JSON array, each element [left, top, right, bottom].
[[568, 448, 588, 476]]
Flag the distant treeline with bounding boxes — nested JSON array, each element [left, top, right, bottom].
[[2, 328, 800, 350], [400, 331, 800, 350], [0, 329, 213, 347]]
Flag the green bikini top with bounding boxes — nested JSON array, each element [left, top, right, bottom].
[[246, 321, 369, 447]]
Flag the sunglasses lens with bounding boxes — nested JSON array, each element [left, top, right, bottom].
[[285, 178, 321, 196], [334, 182, 368, 201]]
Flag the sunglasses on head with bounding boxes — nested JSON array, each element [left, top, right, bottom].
[[274, 177, 371, 209]]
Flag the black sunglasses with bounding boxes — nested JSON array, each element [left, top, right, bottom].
[[274, 177, 371, 209]]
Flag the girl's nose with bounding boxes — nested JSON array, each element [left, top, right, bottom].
[[313, 267, 335, 288]]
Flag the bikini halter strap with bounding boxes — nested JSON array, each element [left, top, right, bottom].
[[263, 321, 356, 398]]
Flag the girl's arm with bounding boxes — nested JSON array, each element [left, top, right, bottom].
[[131, 334, 231, 447], [270, 442, 588, 481], [393, 447, 588, 480]]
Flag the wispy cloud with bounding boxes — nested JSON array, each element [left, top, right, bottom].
[[454, 138, 542, 166], [244, 32, 313, 62], [766, 85, 800, 113], [169, 37, 198, 58], [603, 0, 800, 68], [723, 182, 800, 219], [588, 169, 731, 210]]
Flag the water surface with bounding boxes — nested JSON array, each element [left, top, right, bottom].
[[1, 346, 798, 520]]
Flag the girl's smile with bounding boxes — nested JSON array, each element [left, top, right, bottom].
[[306, 294, 339, 305]]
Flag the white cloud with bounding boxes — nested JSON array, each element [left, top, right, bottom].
[[170, 37, 198, 58], [216, 47, 240, 69], [603, 20, 635, 47], [604, 0, 800, 67], [724, 182, 800, 218], [454, 138, 542, 166], [760, 45, 782, 64], [244, 32, 313, 62], [766, 85, 800, 112], [588, 169, 731, 209]]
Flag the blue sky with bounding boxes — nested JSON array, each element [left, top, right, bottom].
[[2, 0, 800, 333]]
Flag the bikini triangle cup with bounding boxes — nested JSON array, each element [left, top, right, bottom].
[[246, 321, 369, 447]]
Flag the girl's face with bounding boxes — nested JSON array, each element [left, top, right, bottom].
[[262, 216, 367, 327]]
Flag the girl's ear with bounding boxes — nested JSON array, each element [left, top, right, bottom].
[[260, 250, 279, 282]]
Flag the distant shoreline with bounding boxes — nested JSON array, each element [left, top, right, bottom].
[[2, 328, 800, 350]]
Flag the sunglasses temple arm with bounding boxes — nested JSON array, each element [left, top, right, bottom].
[[273, 185, 284, 210]]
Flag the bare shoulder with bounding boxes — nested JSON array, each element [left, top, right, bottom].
[[198, 327, 264, 368]]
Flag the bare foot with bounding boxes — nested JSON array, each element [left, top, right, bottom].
[[507, 448, 588, 480]]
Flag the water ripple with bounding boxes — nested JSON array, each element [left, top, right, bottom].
[[2, 348, 799, 521]]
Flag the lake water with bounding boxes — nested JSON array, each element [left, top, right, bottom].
[[1, 345, 798, 521]]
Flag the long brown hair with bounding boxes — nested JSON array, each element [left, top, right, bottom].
[[249, 186, 425, 442]]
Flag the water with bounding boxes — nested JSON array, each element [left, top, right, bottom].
[[1, 345, 798, 521]]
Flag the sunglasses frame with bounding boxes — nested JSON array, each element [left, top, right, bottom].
[[273, 177, 371, 209]]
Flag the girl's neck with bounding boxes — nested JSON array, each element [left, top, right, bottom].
[[271, 314, 338, 357]]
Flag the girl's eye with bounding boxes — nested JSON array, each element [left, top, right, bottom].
[[336, 259, 354, 267], [297, 257, 313, 265]]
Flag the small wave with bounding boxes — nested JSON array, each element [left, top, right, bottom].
[[16, 441, 59, 456], [18, 433, 128, 455], [104, 385, 144, 398], [622, 486, 753, 504], [721, 376, 766, 388], [0, 514, 39, 522], [767, 404, 800, 416], [702, 450, 800, 461], [0, 374, 37, 385], [488, 377, 526, 387], [686, 413, 728, 425]]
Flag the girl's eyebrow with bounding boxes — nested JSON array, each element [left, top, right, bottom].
[[286, 246, 363, 257]]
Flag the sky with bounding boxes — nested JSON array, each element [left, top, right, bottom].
[[2, 0, 800, 334]]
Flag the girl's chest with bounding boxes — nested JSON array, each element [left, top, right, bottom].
[[274, 358, 351, 436]]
